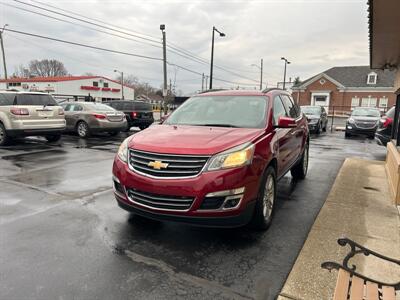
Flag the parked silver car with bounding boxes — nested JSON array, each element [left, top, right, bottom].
[[0, 91, 66, 146], [61, 102, 127, 138]]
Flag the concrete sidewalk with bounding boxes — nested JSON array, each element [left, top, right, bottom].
[[278, 158, 400, 300]]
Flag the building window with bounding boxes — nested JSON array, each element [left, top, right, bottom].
[[103, 82, 109, 88], [93, 81, 99, 87], [351, 97, 359, 107], [9, 82, 21, 87], [379, 97, 388, 108], [314, 96, 326, 102], [367, 72, 377, 85], [361, 97, 377, 107]]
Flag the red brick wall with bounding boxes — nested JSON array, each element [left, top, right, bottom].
[[292, 76, 395, 113]]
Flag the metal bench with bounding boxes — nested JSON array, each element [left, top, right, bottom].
[[321, 238, 399, 300]]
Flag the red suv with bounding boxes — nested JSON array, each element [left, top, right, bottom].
[[112, 89, 309, 230]]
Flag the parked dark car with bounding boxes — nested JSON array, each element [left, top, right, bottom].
[[112, 89, 309, 230], [104, 100, 154, 130], [300, 105, 328, 133], [345, 107, 381, 138], [375, 106, 394, 146]]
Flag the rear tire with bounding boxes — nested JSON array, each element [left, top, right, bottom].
[[315, 123, 321, 134], [45, 134, 62, 142], [0, 123, 10, 146], [291, 142, 309, 180], [249, 166, 277, 231], [76, 121, 90, 138], [323, 122, 327, 132]]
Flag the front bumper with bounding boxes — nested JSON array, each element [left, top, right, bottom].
[[112, 157, 261, 227], [307, 122, 319, 132], [7, 127, 66, 137], [346, 124, 377, 136]]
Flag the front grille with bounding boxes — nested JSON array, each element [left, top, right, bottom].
[[126, 188, 194, 211], [354, 121, 377, 129], [129, 149, 210, 178]]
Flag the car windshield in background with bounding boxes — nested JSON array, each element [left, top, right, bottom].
[[16, 94, 58, 106], [165, 96, 267, 128], [85, 103, 115, 111], [351, 108, 380, 117], [301, 106, 320, 115]]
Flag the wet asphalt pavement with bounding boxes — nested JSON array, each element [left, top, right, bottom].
[[0, 129, 387, 300]]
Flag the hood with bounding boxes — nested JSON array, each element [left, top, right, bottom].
[[305, 114, 320, 120], [129, 125, 264, 155]]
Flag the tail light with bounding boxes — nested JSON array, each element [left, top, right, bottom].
[[381, 116, 393, 128], [131, 112, 137, 118], [58, 108, 65, 115], [93, 113, 106, 119], [10, 108, 29, 115]]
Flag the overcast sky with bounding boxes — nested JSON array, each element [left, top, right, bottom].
[[0, 0, 369, 94]]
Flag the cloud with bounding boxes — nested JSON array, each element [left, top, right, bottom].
[[0, 0, 369, 93]]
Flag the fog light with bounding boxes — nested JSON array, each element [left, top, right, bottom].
[[223, 197, 240, 209]]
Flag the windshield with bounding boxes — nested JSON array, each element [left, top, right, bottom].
[[165, 96, 267, 128], [351, 108, 380, 117], [84, 103, 116, 111], [301, 106, 320, 115], [15, 94, 58, 106]]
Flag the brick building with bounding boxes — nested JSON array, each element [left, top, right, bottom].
[[292, 66, 396, 113]]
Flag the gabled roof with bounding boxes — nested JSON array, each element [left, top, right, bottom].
[[294, 66, 396, 89]]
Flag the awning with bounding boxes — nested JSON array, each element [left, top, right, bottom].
[[369, 0, 400, 69]]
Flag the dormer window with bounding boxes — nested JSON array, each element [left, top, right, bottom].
[[367, 72, 377, 84]]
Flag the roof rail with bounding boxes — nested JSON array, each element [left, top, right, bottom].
[[198, 89, 228, 94], [262, 88, 283, 93]]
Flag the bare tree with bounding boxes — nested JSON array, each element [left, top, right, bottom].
[[12, 64, 31, 78], [28, 59, 68, 77], [115, 74, 158, 99]]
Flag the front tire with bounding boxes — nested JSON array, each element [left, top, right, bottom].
[[345, 131, 351, 138], [76, 121, 90, 138], [291, 142, 309, 180], [0, 123, 10, 146], [249, 166, 277, 230], [45, 134, 62, 142]]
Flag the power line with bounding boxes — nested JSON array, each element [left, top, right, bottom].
[[5, 28, 257, 87], [4, 28, 163, 61], [11, 0, 260, 81]]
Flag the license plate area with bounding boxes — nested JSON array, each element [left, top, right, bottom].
[[37, 110, 53, 117]]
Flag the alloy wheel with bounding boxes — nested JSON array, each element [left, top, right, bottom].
[[303, 144, 309, 174], [262, 174, 275, 221], [78, 122, 88, 137]]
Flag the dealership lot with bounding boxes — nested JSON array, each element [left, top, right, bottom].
[[0, 131, 387, 300]]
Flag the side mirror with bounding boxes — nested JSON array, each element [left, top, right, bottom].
[[277, 116, 297, 128]]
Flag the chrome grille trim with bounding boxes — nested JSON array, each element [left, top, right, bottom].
[[126, 188, 195, 211], [354, 121, 377, 129], [129, 149, 210, 179]]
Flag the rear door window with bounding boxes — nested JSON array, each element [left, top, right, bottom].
[[0, 93, 15, 106], [16, 94, 58, 106], [281, 95, 300, 118]]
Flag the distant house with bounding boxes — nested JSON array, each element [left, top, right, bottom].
[[292, 66, 396, 113], [0, 76, 134, 102]]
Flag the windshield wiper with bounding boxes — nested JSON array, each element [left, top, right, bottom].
[[199, 124, 239, 128]]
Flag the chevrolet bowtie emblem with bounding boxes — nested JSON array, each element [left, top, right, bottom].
[[148, 160, 169, 170]]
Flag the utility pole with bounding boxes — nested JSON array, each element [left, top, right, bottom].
[[201, 73, 204, 91], [209, 26, 225, 90], [205, 75, 209, 90], [160, 24, 168, 115], [121, 71, 124, 99], [281, 57, 291, 90], [0, 25, 9, 89]]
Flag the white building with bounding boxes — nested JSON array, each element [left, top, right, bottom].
[[0, 76, 135, 102]]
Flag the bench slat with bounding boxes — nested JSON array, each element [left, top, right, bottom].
[[333, 269, 351, 300], [382, 286, 396, 300], [350, 276, 364, 300], [366, 281, 379, 300]]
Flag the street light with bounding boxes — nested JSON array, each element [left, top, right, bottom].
[[0, 24, 9, 89], [251, 58, 263, 90], [114, 69, 124, 100], [281, 57, 291, 90], [209, 26, 225, 90]]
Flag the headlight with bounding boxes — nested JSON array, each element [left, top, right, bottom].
[[206, 143, 255, 171], [117, 137, 130, 163], [348, 118, 355, 124]]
